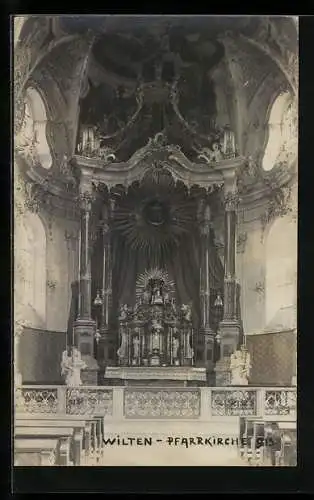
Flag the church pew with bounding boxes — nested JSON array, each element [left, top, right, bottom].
[[15, 415, 105, 465], [15, 417, 87, 464], [14, 438, 59, 466], [15, 427, 74, 465]]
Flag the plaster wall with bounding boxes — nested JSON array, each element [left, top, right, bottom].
[[44, 210, 79, 332]]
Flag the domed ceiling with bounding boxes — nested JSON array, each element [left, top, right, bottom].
[[15, 16, 298, 206], [78, 24, 229, 161]]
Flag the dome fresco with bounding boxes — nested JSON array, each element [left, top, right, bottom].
[[14, 15, 297, 200]]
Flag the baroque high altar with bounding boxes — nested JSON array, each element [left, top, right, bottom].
[[70, 133, 243, 386], [56, 36, 247, 387], [117, 269, 194, 368]]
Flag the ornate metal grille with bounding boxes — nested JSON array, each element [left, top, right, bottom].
[[16, 388, 58, 414], [124, 389, 200, 419], [211, 389, 257, 416], [65, 388, 113, 416], [264, 390, 296, 415]]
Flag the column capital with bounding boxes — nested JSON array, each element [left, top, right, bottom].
[[224, 191, 240, 212], [78, 186, 96, 211]]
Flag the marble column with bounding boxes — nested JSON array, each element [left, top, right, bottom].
[[98, 201, 114, 367], [223, 193, 237, 321], [79, 192, 93, 319], [198, 200, 215, 378], [100, 203, 112, 332], [74, 184, 99, 385], [219, 190, 241, 360]]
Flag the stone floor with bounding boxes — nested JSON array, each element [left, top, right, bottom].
[[97, 419, 249, 466], [96, 437, 249, 466]]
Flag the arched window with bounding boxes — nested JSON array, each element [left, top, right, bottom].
[[262, 91, 297, 172], [23, 87, 52, 169], [265, 214, 297, 331], [15, 212, 47, 327]]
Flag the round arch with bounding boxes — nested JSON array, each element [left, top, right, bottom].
[[262, 90, 297, 172], [23, 86, 53, 169]]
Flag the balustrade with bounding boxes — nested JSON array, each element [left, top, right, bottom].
[[14, 384, 296, 466], [15, 385, 296, 420]]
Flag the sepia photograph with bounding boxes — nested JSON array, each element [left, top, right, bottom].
[[13, 15, 297, 467]]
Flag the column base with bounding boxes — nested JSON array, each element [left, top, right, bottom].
[[74, 318, 99, 385], [98, 328, 116, 367], [203, 328, 215, 376], [81, 355, 99, 386], [214, 357, 231, 386], [218, 319, 242, 358]]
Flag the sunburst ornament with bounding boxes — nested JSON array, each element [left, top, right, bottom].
[[136, 268, 175, 301], [112, 165, 197, 261]]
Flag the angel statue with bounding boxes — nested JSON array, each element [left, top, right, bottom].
[[181, 304, 192, 322], [230, 345, 251, 385], [61, 347, 87, 387]]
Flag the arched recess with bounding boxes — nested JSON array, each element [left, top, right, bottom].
[[262, 90, 297, 172], [15, 211, 47, 328], [23, 86, 52, 169], [265, 214, 297, 331]]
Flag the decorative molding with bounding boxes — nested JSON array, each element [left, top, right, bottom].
[[224, 192, 240, 212], [250, 281, 265, 296], [46, 279, 57, 290], [74, 148, 243, 194], [260, 184, 293, 240], [236, 232, 248, 254], [77, 188, 97, 212]]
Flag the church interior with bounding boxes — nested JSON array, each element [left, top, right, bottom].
[[14, 16, 297, 466]]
